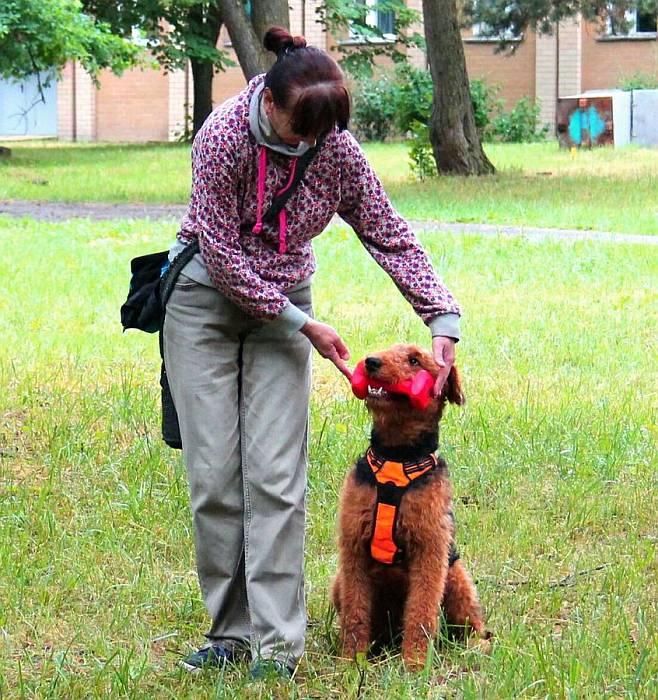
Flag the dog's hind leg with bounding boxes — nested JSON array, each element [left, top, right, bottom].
[[442, 560, 485, 639]]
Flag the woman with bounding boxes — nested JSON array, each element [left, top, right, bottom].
[[163, 26, 461, 678]]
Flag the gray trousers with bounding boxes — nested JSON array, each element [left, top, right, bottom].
[[163, 273, 313, 666]]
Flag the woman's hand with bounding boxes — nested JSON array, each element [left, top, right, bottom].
[[301, 320, 351, 378], [431, 336, 456, 396]]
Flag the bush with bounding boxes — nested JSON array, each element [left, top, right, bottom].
[[491, 97, 548, 143], [351, 76, 397, 141], [407, 121, 436, 180], [390, 64, 433, 133], [470, 78, 500, 140], [618, 72, 658, 91]]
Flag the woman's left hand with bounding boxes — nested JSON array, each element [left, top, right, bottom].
[[431, 336, 456, 397]]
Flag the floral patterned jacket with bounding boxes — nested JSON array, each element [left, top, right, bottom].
[[176, 74, 461, 338]]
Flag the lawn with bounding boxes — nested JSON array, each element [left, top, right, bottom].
[[0, 216, 656, 697], [1, 140, 657, 235]]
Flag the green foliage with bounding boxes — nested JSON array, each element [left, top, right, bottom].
[[390, 64, 433, 133], [491, 97, 549, 143], [351, 65, 434, 142], [470, 78, 501, 137], [407, 121, 436, 180], [0, 0, 138, 84], [351, 74, 397, 141], [464, 0, 658, 46], [618, 71, 658, 91], [316, 0, 424, 79], [82, 0, 233, 74]]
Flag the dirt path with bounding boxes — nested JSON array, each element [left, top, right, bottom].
[[1, 199, 656, 245]]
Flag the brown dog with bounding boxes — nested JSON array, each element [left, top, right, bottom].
[[331, 344, 485, 670]]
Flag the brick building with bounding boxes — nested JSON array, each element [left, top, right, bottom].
[[1, 1, 656, 141]]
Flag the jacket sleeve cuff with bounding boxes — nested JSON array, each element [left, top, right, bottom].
[[270, 301, 310, 336], [428, 313, 461, 342]]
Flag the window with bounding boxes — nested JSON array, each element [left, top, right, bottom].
[[348, 0, 396, 42], [469, 2, 522, 41], [607, 7, 657, 36], [471, 21, 520, 40]]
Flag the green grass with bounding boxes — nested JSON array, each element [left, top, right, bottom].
[[1, 216, 656, 697], [1, 140, 657, 235]]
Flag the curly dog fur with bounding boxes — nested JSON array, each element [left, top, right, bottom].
[[331, 344, 485, 670]]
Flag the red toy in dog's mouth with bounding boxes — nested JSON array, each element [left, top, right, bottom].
[[349, 360, 435, 411]]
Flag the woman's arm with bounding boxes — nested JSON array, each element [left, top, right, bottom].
[[336, 132, 461, 391]]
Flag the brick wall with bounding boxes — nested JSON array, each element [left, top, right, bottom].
[[464, 32, 537, 109], [168, 66, 192, 141], [96, 66, 169, 142], [581, 22, 658, 90], [535, 31, 557, 128], [57, 63, 74, 141], [57, 62, 97, 142]]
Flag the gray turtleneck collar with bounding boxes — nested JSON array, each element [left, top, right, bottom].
[[248, 83, 310, 158]]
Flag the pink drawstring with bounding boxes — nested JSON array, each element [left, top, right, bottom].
[[275, 157, 297, 255], [252, 146, 268, 234], [251, 148, 298, 255]]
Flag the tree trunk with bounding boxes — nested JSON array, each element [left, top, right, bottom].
[[251, 1, 290, 48], [188, 3, 224, 138], [191, 58, 215, 136], [219, 0, 270, 79], [421, 0, 495, 175]]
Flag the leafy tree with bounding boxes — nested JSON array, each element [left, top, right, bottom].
[[83, 1, 234, 137], [0, 0, 138, 87], [465, 0, 657, 44], [316, 0, 425, 78], [318, 0, 495, 175]]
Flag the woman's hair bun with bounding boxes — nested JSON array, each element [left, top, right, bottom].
[[263, 26, 307, 56]]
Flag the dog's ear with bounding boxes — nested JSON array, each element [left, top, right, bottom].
[[443, 365, 465, 405]]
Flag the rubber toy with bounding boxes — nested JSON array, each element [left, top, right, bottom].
[[350, 361, 435, 411]]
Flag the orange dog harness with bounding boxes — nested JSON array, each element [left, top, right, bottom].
[[366, 448, 438, 565]]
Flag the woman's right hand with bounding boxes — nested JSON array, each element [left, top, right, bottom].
[[301, 320, 351, 378]]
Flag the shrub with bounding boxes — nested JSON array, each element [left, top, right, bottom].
[[491, 97, 548, 143], [390, 64, 433, 133], [470, 78, 500, 140], [407, 121, 436, 180], [351, 75, 397, 141], [618, 72, 658, 91]]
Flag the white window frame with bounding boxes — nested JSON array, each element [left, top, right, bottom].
[[347, 0, 396, 43], [606, 7, 658, 37], [469, 2, 522, 41]]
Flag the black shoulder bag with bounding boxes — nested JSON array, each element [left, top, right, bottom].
[[121, 139, 324, 449]]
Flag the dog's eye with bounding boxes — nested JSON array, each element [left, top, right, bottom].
[[408, 356, 420, 366]]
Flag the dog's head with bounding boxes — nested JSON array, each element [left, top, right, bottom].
[[361, 344, 464, 444]]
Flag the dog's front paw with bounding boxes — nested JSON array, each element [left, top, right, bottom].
[[401, 639, 431, 672], [340, 634, 369, 661]]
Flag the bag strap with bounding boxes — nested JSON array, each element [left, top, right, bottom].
[[159, 240, 200, 310]]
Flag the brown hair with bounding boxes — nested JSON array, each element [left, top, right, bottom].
[[263, 26, 350, 138]]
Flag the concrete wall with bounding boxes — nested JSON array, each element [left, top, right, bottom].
[[632, 89, 658, 145]]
